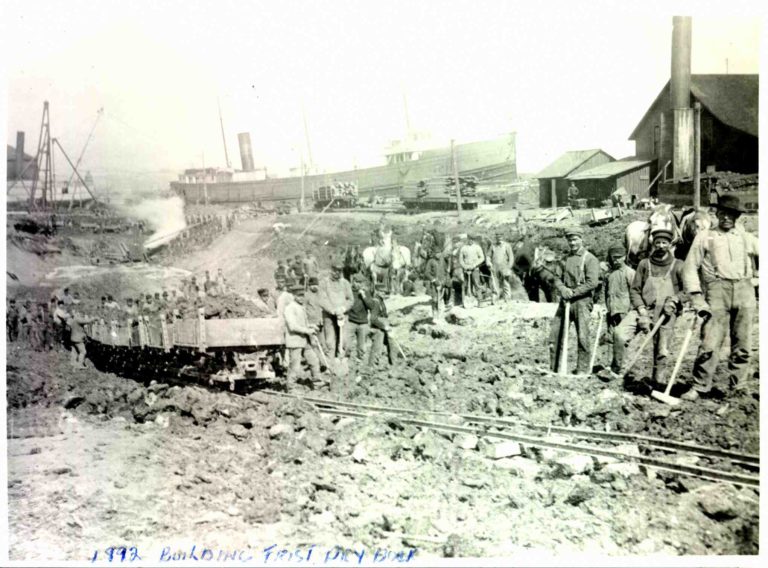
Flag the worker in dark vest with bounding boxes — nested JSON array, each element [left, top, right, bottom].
[[682, 194, 759, 399], [346, 274, 374, 361], [549, 226, 601, 374], [368, 284, 396, 367]]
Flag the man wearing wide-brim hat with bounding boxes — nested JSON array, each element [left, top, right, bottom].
[[682, 194, 759, 400]]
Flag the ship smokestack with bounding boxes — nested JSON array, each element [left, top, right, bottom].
[[671, 16, 693, 179], [237, 132, 255, 172], [15, 131, 25, 180]]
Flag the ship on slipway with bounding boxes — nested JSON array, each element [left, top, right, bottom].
[[170, 128, 517, 205]]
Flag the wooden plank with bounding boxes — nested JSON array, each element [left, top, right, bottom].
[[204, 317, 285, 348]]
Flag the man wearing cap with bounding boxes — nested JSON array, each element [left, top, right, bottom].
[[304, 277, 324, 336], [303, 253, 319, 282], [682, 195, 759, 399], [604, 244, 636, 372], [369, 284, 396, 367], [275, 280, 293, 318], [67, 309, 95, 368], [346, 275, 374, 361], [549, 226, 601, 374], [615, 229, 685, 381], [488, 232, 515, 300], [317, 262, 354, 357], [459, 234, 486, 298], [274, 260, 289, 285], [424, 248, 447, 318], [283, 285, 322, 386], [253, 288, 278, 317]]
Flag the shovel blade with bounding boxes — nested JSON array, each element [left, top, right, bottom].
[[651, 390, 681, 406]]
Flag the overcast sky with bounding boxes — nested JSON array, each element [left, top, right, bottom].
[[2, 0, 763, 178]]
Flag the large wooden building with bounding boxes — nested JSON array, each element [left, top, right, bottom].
[[536, 149, 614, 207], [566, 159, 652, 207], [629, 74, 758, 191]]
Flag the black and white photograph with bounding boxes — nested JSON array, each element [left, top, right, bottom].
[[1, 0, 763, 564]]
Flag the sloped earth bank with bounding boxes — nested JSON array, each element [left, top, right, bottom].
[[6, 300, 759, 560]]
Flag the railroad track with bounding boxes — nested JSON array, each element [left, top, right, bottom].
[[256, 389, 759, 488]]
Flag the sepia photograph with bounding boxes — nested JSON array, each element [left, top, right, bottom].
[[2, 0, 763, 564]]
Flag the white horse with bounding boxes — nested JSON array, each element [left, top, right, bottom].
[[390, 242, 412, 294], [362, 242, 411, 293]]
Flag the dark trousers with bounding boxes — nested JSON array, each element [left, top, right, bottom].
[[368, 328, 395, 365], [693, 279, 756, 391], [549, 299, 593, 374]]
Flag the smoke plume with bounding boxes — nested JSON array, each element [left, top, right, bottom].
[[115, 195, 187, 250]]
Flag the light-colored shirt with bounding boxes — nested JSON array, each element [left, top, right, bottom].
[[277, 290, 294, 317], [284, 301, 312, 348], [459, 243, 484, 270], [317, 277, 353, 315], [683, 227, 759, 294], [489, 242, 514, 270]]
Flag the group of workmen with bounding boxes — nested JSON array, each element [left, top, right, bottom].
[[163, 213, 232, 257], [266, 257, 399, 386], [543, 194, 758, 401], [7, 288, 97, 368], [7, 194, 757, 400]]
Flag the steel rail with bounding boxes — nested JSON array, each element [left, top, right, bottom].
[[257, 390, 759, 466], [318, 407, 759, 488]]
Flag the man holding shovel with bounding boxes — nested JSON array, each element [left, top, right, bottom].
[[682, 195, 759, 400], [488, 232, 515, 301], [318, 262, 354, 358], [424, 248, 448, 320], [549, 226, 601, 375], [368, 284, 397, 368], [283, 284, 323, 387], [459, 234, 485, 304], [614, 228, 686, 383]]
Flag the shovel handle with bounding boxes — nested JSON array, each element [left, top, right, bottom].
[[312, 334, 329, 368], [622, 313, 666, 376], [588, 307, 604, 373], [663, 315, 699, 396], [559, 301, 570, 374], [388, 332, 407, 361]]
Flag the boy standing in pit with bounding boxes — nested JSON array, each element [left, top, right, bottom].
[[614, 229, 686, 382], [604, 244, 635, 373]]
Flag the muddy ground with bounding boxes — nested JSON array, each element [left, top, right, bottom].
[[5, 206, 760, 560]]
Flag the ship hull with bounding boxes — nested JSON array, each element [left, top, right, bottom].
[[171, 133, 516, 204]]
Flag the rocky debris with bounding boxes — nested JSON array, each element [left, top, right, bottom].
[[445, 307, 474, 326], [547, 453, 593, 478], [696, 486, 741, 521], [482, 440, 522, 460], [453, 434, 478, 450], [269, 423, 294, 439], [493, 456, 542, 479]]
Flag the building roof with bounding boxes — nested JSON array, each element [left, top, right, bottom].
[[629, 74, 758, 139], [536, 149, 614, 179], [567, 159, 652, 180]]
